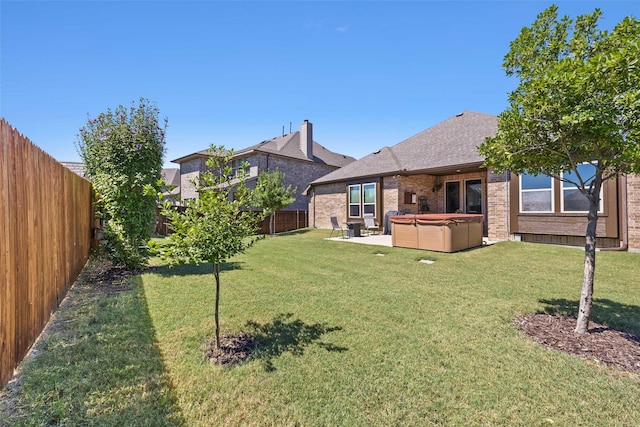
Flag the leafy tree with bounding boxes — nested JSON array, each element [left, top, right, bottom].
[[479, 6, 640, 333], [155, 146, 263, 348], [76, 98, 166, 269], [252, 169, 296, 235]]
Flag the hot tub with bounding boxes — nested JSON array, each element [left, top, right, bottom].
[[390, 214, 484, 252]]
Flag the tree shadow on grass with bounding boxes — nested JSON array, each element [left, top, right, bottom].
[[273, 228, 313, 237], [0, 273, 186, 426], [151, 261, 243, 277], [538, 298, 640, 334], [245, 313, 348, 372]]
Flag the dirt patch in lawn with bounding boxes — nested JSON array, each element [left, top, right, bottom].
[[82, 257, 146, 295], [514, 313, 640, 375], [205, 332, 258, 365]]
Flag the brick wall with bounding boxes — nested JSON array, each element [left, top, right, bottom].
[[487, 170, 510, 241], [397, 175, 437, 214], [179, 157, 207, 200], [256, 153, 340, 211], [177, 152, 340, 211], [309, 182, 347, 229], [398, 171, 489, 235], [627, 174, 640, 251], [311, 177, 401, 233], [382, 175, 400, 217]]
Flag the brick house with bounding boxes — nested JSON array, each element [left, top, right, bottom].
[[61, 162, 181, 204], [160, 168, 181, 204], [171, 120, 355, 211], [306, 111, 640, 251]]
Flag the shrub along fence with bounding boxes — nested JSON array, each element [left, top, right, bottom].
[[0, 119, 95, 388], [156, 208, 308, 236]]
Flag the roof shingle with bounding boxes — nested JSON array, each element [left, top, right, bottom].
[[312, 111, 497, 185], [172, 131, 355, 168]]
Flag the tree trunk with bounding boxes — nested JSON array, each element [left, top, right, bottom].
[[575, 176, 603, 334], [270, 212, 275, 236], [213, 262, 221, 348]]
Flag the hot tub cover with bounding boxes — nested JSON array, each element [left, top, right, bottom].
[[390, 214, 483, 226]]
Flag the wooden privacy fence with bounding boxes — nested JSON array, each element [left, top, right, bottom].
[[156, 208, 308, 236], [256, 210, 308, 235], [0, 119, 95, 388]]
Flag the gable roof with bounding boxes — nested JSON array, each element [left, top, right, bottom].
[[171, 131, 355, 168], [311, 111, 497, 185], [236, 131, 355, 167]]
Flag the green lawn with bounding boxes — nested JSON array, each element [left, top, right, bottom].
[[2, 229, 640, 426]]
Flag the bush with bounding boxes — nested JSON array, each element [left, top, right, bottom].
[[77, 98, 166, 268]]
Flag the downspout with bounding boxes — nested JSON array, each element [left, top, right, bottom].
[[601, 176, 628, 251], [506, 171, 510, 241]]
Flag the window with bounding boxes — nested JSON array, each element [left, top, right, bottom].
[[348, 183, 377, 218], [229, 159, 247, 177], [561, 163, 603, 213], [520, 173, 553, 213], [349, 185, 361, 217], [445, 181, 460, 213], [446, 180, 483, 213], [363, 183, 376, 215], [465, 179, 482, 214]]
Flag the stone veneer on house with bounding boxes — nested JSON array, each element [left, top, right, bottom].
[[627, 174, 640, 251], [486, 170, 510, 241]]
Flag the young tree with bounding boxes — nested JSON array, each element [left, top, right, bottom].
[[76, 98, 166, 269], [156, 146, 263, 348], [479, 6, 640, 333], [252, 169, 296, 235]]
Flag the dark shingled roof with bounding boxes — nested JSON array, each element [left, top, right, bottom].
[[236, 131, 355, 167], [172, 131, 355, 168], [311, 111, 497, 185]]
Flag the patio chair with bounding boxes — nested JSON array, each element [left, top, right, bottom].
[[363, 213, 381, 235], [329, 215, 345, 239]]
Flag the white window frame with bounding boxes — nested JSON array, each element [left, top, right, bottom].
[[348, 184, 361, 218], [348, 183, 377, 219], [229, 158, 248, 177], [560, 163, 603, 213], [519, 173, 554, 213], [362, 183, 377, 217]]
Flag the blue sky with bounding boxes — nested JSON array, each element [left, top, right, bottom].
[[1, 1, 637, 168]]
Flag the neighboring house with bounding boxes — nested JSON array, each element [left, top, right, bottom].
[[61, 162, 182, 204], [161, 168, 181, 204], [306, 111, 640, 251], [60, 161, 86, 177], [172, 120, 356, 211]]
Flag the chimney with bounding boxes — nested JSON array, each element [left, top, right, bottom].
[[300, 120, 313, 160]]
